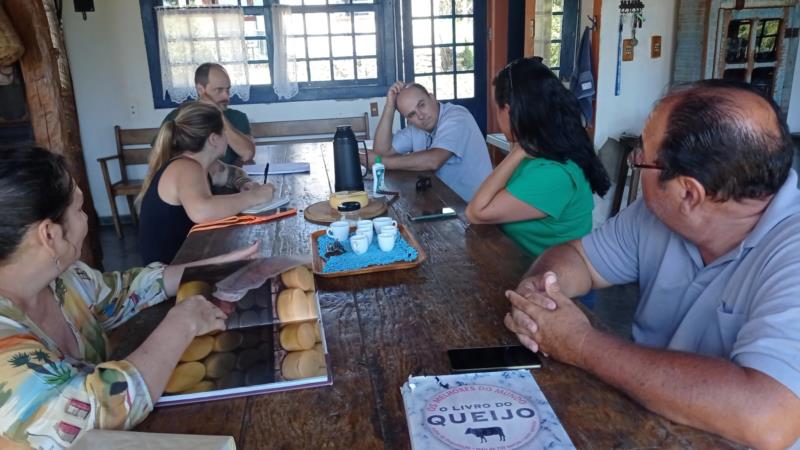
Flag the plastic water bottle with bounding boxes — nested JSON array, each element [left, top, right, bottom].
[[372, 155, 385, 197]]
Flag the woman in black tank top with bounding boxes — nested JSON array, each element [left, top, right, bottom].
[[136, 102, 276, 264]]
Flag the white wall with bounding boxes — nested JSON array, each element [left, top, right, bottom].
[[62, 1, 389, 218], [789, 42, 800, 132], [593, 0, 677, 148]]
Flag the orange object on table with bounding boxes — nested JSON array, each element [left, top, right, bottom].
[[189, 208, 297, 234]]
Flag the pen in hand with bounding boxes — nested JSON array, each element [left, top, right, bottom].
[[263, 163, 269, 184]]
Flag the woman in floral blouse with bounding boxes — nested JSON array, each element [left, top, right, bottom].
[[0, 147, 257, 448]]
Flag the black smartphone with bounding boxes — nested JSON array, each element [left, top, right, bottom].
[[447, 345, 542, 373], [409, 207, 457, 222]]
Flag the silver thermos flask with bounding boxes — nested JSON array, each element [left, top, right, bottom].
[[332, 125, 365, 192]]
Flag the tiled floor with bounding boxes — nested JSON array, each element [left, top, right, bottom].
[[99, 224, 638, 339]]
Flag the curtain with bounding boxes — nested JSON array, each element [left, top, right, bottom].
[[533, 0, 553, 66], [271, 5, 298, 100], [156, 6, 251, 103]]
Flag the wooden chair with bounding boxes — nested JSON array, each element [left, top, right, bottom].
[[97, 126, 160, 238], [250, 113, 370, 146]]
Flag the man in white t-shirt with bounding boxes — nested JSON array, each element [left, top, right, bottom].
[[363, 82, 492, 201]]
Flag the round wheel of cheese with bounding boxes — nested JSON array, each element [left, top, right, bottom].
[[181, 380, 215, 394], [176, 280, 213, 302], [179, 335, 214, 362], [280, 266, 314, 291], [213, 331, 244, 352], [305, 292, 318, 319], [204, 352, 237, 379], [279, 322, 316, 351], [281, 348, 325, 380], [165, 362, 206, 393], [217, 370, 245, 390], [277, 288, 313, 322]]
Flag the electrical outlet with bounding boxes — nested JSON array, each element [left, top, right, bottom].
[[370, 102, 379, 116], [129, 104, 137, 117]]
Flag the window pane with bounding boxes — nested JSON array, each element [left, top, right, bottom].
[[249, 63, 271, 84], [751, 66, 775, 96], [330, 12, 352, 34], [456, 72, 474, 98], [356, 58, 378, 78], [454, 0, 472, 14], [309, 60, 332, 81], [243, 0, 263, 5], [354, 11, 376, 33], [434, 18, 453, 44], [288, 37, 306, 59], [455, 45, 473, 70], [287, 13, 305, 35], [434, 0, 452, 16], [764, 18, 780, 36], [307, 36, 331, 58], [434, 46, 454, 72], [414, 47, 433, 73], [455, 18, 472, 43], [194, 41, 219, 62], [551, 15, 562, 41], [551, 0, 563, 13], [294, 60, 309, 82], [549, 42, 561, 68], [167, 41, 193, 64], [304, 0, 326, 4], [435, 74, 455, 99], [170, 65, 193, 86], [413, 19, 432, 46], [352, 0, 374, 3], [246, 39, 268, 60], [412, 0, 431, 17], [725, 20, 751, 64], [243, 15, 266, 37], [755, 19, 781, 62], [414, 75, 434, 94], [306, 13, 329, 35], [329, 0, 348, 3], [280, 0, 302, 4], [355, 34, 376, 56], [333, 59, 355, 80], [217, 0, 238, 5], [332, 36, 354, 57]]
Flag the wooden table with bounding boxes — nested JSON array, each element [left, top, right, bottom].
[[133, 142, 743, 449]]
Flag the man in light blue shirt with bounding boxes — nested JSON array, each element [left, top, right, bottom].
[[365, 82, 492, 201], [504, 80, 800, 449]]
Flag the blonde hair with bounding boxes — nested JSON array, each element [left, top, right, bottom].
[[136, 102, 224, 209]]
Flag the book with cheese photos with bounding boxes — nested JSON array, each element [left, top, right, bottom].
[[157, 256, 332, 406]]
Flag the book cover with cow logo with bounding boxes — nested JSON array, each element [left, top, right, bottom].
[[401, 370, 574, 450]]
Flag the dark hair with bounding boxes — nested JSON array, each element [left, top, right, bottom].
[[655, 79, 793, 201], [136, 102, 224, 208], [493, 58, 610, 196], [195, 62, 226, 87], [0, 147, 75, 261]]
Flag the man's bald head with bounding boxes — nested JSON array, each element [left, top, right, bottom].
[[649, 80, 793, 201]]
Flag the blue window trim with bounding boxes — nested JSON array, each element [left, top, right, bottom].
[[557, 0, 580, 81], [139, 0, 398, 109]]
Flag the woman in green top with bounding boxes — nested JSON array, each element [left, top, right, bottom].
[[466, 57, 610, 257]]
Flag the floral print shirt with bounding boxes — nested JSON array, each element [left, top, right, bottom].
[[0, 261, 168, 449]]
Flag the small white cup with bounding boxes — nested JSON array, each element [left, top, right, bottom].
[[356, 224, 374, 242], [356, 229, 373, 245], [326, 221, 350, 242], [380, 224, 398, 238], [373, 217, 397, 234], [356, 219, 373, 230], [378, 232, 396, 252], [350, 234, 369, 255]]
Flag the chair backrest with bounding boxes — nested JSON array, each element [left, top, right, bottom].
[[115, 125, 160, 182], [250, 113, 370, 146]]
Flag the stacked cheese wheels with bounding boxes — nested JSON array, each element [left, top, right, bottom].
[[277, 266, 326, 380]]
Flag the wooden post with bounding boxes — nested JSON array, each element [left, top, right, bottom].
[[4, 0, 103, 268]]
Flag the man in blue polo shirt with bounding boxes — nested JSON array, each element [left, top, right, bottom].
[[365, 81, 492, 201], [504, 80, 800, 449]]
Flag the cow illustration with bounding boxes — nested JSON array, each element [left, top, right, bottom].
[[465, 427, 506, 443]]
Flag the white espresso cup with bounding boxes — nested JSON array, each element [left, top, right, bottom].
[[356, 219, 373, 230], [356, 224, 374, 243], [372, 217, 397, 234], [380, 224, 398, 238], [378, 232, 396, 252], [326, 221, 350, 242], [350, 234, 369, 255], [356, 228, 373, 245]]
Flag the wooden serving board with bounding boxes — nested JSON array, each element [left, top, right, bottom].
[[303, 197, 387, 224], [310, 224, 426, 277]]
